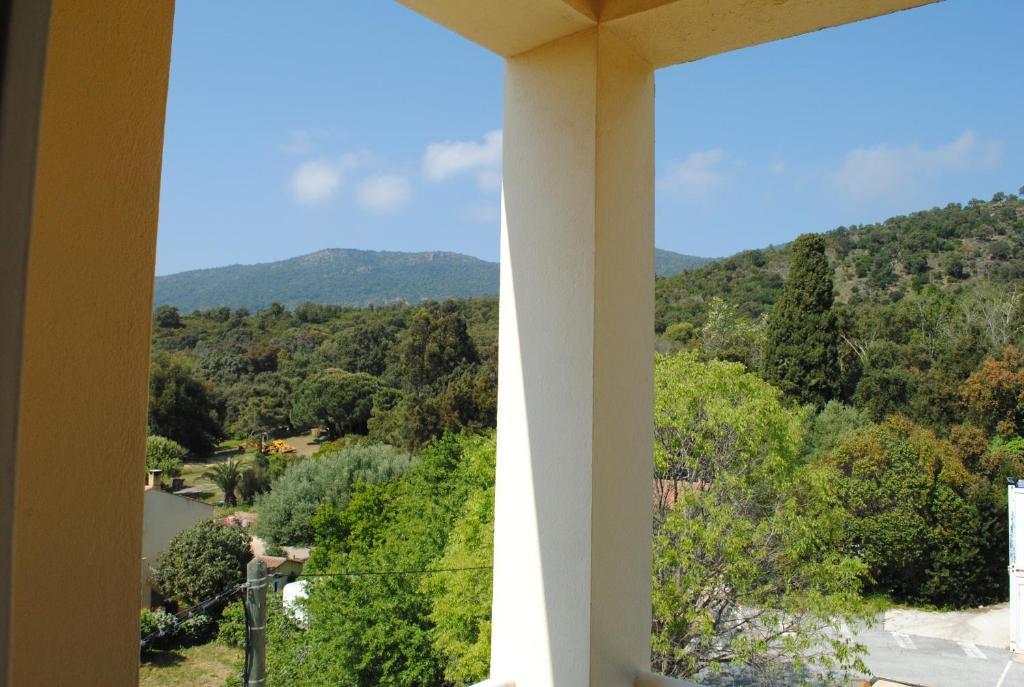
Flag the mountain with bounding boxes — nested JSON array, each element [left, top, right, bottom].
[[154, 249, 498, 313], [655, 249, 715, 276], [655, 193, 1024, 331], [154, 247, 711, 313]]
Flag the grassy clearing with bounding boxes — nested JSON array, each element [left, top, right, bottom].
[[139, 642, 240, 687], [175, 433, 319, 507]]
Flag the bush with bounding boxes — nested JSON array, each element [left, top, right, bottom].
[[239, 466, 271, 504], [254, 444, 415, 546], [154, 520, 251, 605], [218, 600, 247, 648], [145, 435, 186, 478], [140, 608, 176, 644], [177, 613, 216, 646], [140, 608, 216, 651]]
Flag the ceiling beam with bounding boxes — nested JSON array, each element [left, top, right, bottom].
[[604, 0, 942, 69], [395, 0, 940, 66], [395, 0, 595, 57]]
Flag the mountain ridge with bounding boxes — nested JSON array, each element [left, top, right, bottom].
[[154, 247, 713, 312]]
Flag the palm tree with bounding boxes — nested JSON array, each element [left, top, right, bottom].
[[203, 458, 246, 507]]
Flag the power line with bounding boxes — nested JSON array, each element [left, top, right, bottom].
[[298, 564, 492, 578], [141, 580, 244, 649]]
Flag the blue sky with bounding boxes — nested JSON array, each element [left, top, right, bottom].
[[156, 0, 1022, 275]]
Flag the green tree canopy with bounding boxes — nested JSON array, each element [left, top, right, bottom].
[[154, 304, 182, 328], [264, 434, 494, 687], [290, 369, 382, 436], [652, 352, 868, 684], [145, 435, 186, 478], [154, 520, 250, 606], [762, 233, 841, 407], [318, 320, 396, 377], [148, 355, 224, 455], [828, 416, 994, 606], [253, 444, 415, 547]]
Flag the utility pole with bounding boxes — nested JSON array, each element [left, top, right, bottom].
[[245, 558, 268, 686]]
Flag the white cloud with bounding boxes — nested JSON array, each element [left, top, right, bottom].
[[771, 161, 786, 175], [290, 160, 340, 203], [423, 130, 503, 189], [288, 154, 360, 204], [658, 149, 728, 201], [357, 174, 411, 213], [831, 130, 1003, 201]]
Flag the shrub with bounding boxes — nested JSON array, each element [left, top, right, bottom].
[[254, 444, 415, 546], [154, 520, 251, 605], [140, 608, 176, 644], [218, 600, 247, 648], [177, 613, 216, 646], [145, 435, 186, 478]]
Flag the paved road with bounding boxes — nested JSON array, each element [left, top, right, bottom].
[[857, 626, 1024, 687]]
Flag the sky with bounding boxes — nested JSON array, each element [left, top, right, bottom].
[[156, 0, 1023, 275]]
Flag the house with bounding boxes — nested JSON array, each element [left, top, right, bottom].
[[140, 470, 215, 608], [0, 1, 939, 685]]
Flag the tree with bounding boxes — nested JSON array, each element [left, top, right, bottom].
[[424, 483, 494, 685], [960, 346, 1024, 437], [803, 401, 873, 458], [698, 297, 766, 370], [154, 304, 182, 328], [145, 435, 185, 478], [154, 520, 250, 605], [253, 444, 415, 546], [828, 416, 994, 606], [396, 302, 480, 392], [652, 352, 868, 684], [290, 369, 381, 436], [763, 233, 841, 407], [266, 435, 494, 687], [319, 320, 396, 376], [203, 458, 247, 507], [148, 355, 224, 455]]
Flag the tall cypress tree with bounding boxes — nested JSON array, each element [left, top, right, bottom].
[[763, 233, 840, 407]]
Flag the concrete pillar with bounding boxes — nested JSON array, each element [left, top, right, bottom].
[[0, 1, 174, 685], [492, 26, 655, 687]]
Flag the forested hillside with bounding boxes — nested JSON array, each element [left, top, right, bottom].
[[656, 192, 1024, 434], [154, 247, 709, 313], [656, 193, 1024, 330], [154, 249, 500, 312]]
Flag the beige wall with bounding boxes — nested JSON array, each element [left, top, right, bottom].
[[2, 1, 175, 684]]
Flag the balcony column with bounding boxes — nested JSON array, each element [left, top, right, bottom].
[[0, 1, 174, 685], [493, 26, 654, 687]]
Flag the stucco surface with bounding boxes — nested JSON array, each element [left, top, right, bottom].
[[398, 0, 937, 66], [8, 0, 174, 684], [492, 27, 654, 687]]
